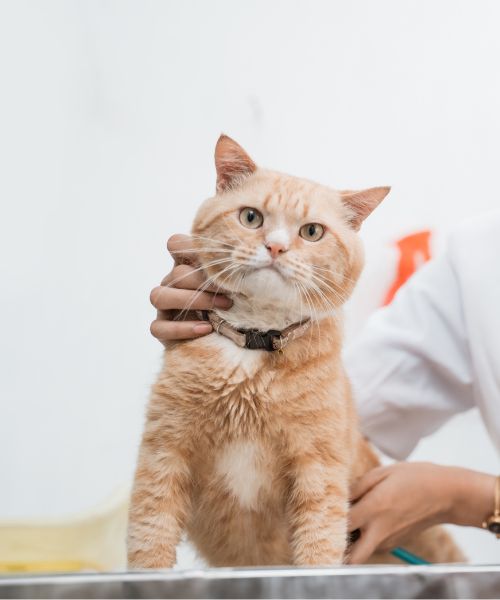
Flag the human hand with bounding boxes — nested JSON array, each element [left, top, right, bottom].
[[347, 462, 460, 564], [149, 234, 232, 345]]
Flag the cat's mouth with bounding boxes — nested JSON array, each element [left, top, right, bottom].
[[248, 263, 290, 282]]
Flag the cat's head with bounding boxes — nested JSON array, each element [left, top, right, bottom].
[[192, 135, 389, 324]]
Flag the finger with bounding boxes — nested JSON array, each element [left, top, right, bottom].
[[349, 493, 377, 533], [350, 466, 389, 502], [166, 234, 198, 266], [347, 527, 380, 565], [150, 286, 232, 311], [162, 264, 219, 293], [150, 319, 213, 342]]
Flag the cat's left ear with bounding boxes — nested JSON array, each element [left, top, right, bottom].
[[215, 134, 257, 193], [340, 186, 391, 230]]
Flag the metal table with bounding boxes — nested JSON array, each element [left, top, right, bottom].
[[1, 564, 500, 599]]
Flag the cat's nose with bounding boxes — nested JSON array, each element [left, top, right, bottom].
[[265, 242, 288, 259]]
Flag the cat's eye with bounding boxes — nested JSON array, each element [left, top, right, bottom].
[[239, 207, 264, 229], [299, 223, 324, 242]]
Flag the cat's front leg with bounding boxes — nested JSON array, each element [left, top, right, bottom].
[[127, 441, 192, 569], [287, 451, 349, 566]]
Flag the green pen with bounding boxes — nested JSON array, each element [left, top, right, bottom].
[[391, 546, 430, 565], [349, 530, 430, 565]]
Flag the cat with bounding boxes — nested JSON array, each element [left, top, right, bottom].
[[127, 135, 464, 567]]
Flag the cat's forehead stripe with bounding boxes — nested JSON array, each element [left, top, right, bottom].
[[262, 179, 311, 219], [262, 194, 272, 210]]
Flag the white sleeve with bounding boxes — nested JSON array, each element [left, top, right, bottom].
[[344, 252, 475, 460]]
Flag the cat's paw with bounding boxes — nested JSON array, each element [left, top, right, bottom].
[[293, 546, 345, 567], [127, 549, 176, 570]]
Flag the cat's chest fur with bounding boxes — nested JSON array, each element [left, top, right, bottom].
[[189, 333, 274, 436], [180, 335, 285, 510], [213, 439, 274, 510]]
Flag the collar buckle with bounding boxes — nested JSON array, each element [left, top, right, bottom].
[[243, 329, 281, 351]]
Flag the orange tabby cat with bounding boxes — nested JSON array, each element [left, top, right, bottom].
[[128, 135, 464, 567]]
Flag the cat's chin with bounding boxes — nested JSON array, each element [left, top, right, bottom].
[[236, 266, 294, 302], [213, 267, 307, 331]]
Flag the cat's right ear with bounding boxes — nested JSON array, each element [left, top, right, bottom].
[[339, 186, 391, 230], [215, 135, 257, 193]]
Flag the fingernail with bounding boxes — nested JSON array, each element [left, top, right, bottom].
[[213, 295, 232, 308], [193, 323, 213, 335]]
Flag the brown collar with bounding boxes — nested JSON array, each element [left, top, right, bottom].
[[205, 311, 311, 352]]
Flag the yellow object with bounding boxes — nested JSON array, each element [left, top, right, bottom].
[[0, 488, 129, 574]]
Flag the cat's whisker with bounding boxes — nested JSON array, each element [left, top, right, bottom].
[[311, 273, 354, 290], [233, 249, 262, 262], [291, 282, 300, 320], [167, 258, 236, 288], [234, 268, 247, 297], [189, 234, 235, 249], [294, 265, 349, 303], [232, 271, 244, 297], [296, 282, 304, 328], [313, 285, 338, 310], [297, 280, 320, 356], [310, 264, 359, 285], [293, 272, 340, 355], [169, 247, 233, 257], [310, 279, 347, 306], [294, 281, 310, 349], [209, 262, 246, 300], [295, 282, 309, 353], [286, 256, 358, 286], [310, 291, 324, 355], [308, 283, 337, 313], [175, 262, 239, 320], [203, 262, 239, 290], [308, 272, 351, 306], [211, 264, 241, 297]]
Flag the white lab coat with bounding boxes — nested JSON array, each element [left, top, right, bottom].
[[344, 211, 500, 460]]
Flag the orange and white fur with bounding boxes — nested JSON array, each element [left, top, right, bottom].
[[128, 136, 464, 567]]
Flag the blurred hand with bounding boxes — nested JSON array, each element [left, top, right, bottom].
[[149, 234, 232, 345], [347, 462, 458, 564]]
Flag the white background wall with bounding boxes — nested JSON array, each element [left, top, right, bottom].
[[1, 0, 499, 563]]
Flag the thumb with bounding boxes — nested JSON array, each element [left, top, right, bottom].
[[350, 466, 388, 502]]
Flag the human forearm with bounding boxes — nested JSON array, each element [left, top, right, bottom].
[[445, 466, 496, 529]]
